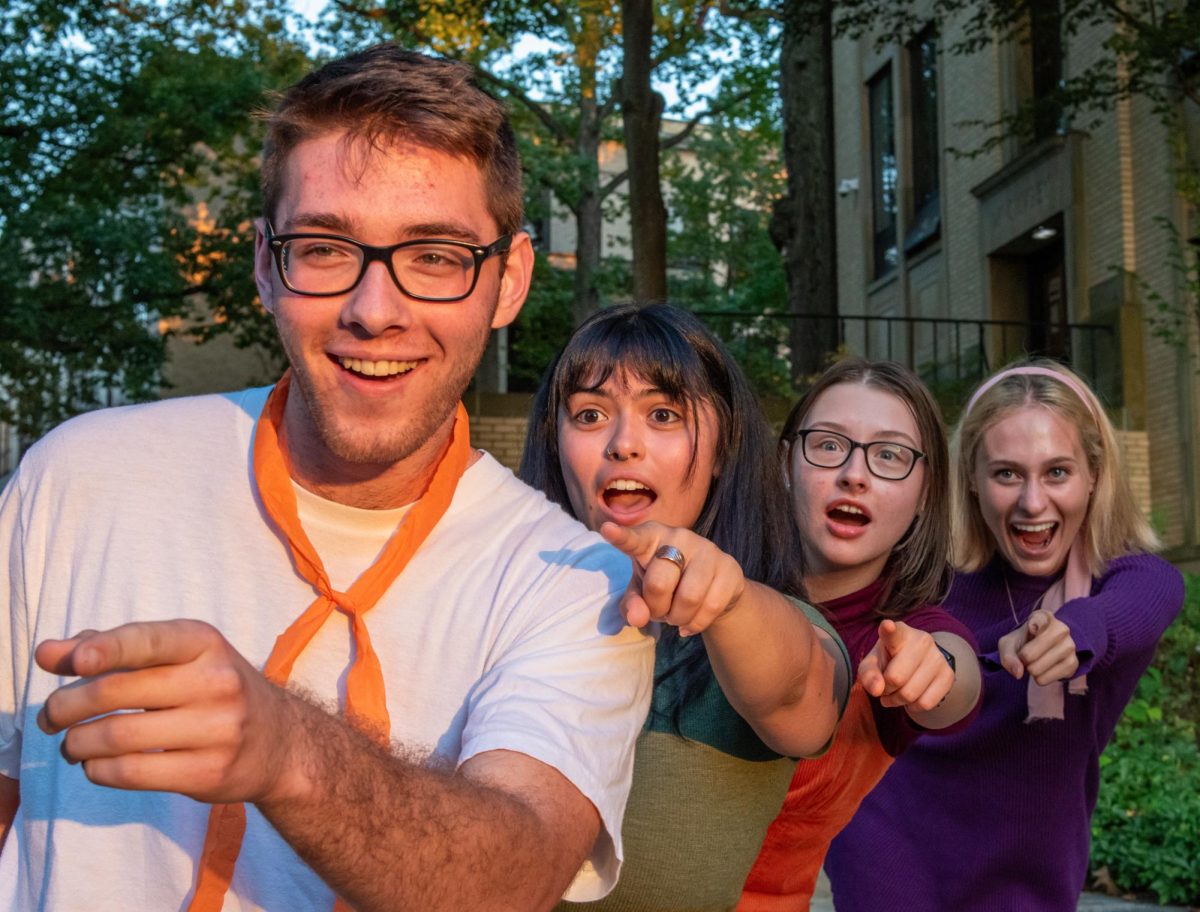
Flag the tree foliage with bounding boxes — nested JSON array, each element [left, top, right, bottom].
[[714, 0, 839, 382], [663, 82, 791, 395], [1092, 574, 1200, 905], [0, 0, 311, 445], [321, 0, 779, 324]]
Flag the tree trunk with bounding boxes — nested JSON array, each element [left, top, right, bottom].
[[574, 183, 603, 325], [772, 0, 838, 383], [622, 0, 668, 302], [573, 13, 604, 326]]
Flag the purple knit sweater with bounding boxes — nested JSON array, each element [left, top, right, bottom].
[[824, 552, 1184, 912]]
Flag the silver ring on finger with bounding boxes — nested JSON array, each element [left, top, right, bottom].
[[653, 545, 686, 572]]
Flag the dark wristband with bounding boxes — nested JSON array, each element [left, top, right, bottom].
[[936, 642, 956, 672]]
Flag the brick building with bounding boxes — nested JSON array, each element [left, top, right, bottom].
[[825, 6, 1200, 566]]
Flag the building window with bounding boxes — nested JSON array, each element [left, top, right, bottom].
[[869, 64, 898, 278], [905, 26, 940, 253], [1013, 1, 1063, 144]]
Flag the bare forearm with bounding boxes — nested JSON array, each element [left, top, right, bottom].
[[703, 582, 844, 756], [905, 632, 982, 730], [0, 774, 17, 853], [257, 692, 593, 912]]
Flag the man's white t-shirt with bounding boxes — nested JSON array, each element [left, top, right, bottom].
[[0, 387, 653, 911]]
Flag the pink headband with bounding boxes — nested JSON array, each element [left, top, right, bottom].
[[964, 365, 1102, 427]]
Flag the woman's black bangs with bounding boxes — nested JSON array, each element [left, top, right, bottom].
[[551, 314, 716, 407]]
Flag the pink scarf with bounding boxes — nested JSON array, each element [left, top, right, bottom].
[[966, 366, 1093, 721]]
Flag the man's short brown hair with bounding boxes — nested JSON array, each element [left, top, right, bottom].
[[260, 45, 523, 236]]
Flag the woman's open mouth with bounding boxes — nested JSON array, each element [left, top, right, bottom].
[[1010, 520, 1058, 555], [827, 504, 870, 526], [824, 502, 872, 539], [602, 479, 657, 518]]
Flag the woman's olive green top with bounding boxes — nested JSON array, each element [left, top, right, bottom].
[[556, 599, 848, 912]]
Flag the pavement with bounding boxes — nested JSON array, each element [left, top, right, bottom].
[[808, 869, 1194, 911], [1077, 894, 1192, 911]]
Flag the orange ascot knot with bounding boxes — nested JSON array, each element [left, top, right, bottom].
[[187, 371, 472, 912]]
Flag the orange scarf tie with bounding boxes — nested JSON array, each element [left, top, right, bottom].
[[186, 372, 472, 912]]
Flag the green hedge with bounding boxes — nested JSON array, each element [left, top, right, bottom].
[[1091, 572, 1200, 905]]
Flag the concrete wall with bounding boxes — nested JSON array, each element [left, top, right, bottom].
[[470, 415, 530, 473], [161, 330, 283, 400]]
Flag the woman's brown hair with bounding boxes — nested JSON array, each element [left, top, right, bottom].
[[780, 358, 952, 619]]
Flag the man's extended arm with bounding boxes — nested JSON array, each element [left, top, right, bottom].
[[258, 701, 597, 911], [0, 773, 17, 851], [35, 621, 598, 912]]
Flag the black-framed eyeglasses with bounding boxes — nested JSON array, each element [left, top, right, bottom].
[[792, 428, 925, 481], [265, 221, 512, 302]]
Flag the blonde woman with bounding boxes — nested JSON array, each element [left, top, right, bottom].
[[826, 360, 1184, 912]]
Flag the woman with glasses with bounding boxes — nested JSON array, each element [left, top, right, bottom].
[[520, 303, 852, 912], [739, 358, 982, 912], [823, 361, 1183, 912]]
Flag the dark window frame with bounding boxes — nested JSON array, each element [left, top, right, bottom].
[[868, 63, 898, 279], [1022, 1, 1064, 143], [904, 25, 941, 255]]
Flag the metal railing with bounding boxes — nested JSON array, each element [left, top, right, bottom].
[[0, 421, 16, 480], [693, 310, 1119, 409]]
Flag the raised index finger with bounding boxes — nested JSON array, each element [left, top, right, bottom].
[[1017, 614, 1068, 668], [36, 620, 214, 679], [600, 521, 664, 568], [877, 619, 907, 656]]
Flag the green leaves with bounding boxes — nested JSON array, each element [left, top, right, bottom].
[[1092, 574, 1200, 905], [1, 0, 312, 444], [327, 0, 780, 327]]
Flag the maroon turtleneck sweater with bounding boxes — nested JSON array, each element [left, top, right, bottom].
[[739, 577, 981, 911]]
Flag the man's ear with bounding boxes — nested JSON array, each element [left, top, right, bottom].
[[253, 219, 277, 315], [491, 231, 534, 330]]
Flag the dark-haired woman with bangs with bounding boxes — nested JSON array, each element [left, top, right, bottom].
[[520, 302, 851, 911]]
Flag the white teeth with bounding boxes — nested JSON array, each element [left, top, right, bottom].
[[835, 504, 865, 516], [1013, 521, 1055, 533], [606, 479, 649, 492], [339, 357, 418, 377]]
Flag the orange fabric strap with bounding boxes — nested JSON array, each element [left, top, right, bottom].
[[187, 372, 472, 912], [739, 685, 892, 910]]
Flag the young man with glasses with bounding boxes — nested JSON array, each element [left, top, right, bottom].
[[0, 46, 653, 912]]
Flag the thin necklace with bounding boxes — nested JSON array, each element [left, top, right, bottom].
[[1003, 572, 1049, 629]]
